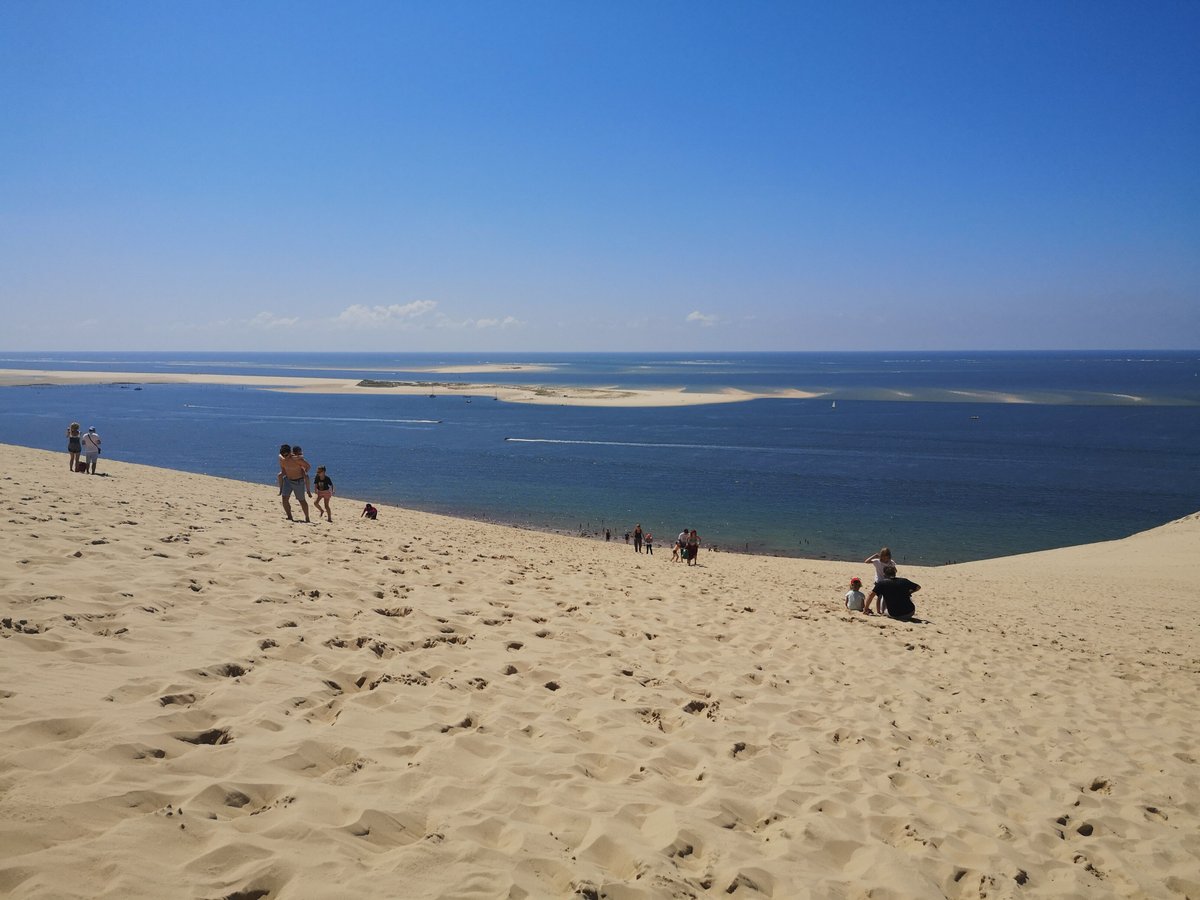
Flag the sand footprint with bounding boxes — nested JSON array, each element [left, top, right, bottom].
[[339, 808, 426, 850]]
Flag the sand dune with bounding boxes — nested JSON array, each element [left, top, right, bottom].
[[0, 443, 1196, 899]]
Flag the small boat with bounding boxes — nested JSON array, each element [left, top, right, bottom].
[[831, 401, 837, 409]]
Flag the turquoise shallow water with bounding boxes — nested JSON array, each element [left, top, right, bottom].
[[1, 351, 1198, 563]]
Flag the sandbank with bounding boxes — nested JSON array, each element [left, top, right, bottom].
[[1, 442, 1197, 898], [410, 363, 559, 375], [0, 368, 821, 408]]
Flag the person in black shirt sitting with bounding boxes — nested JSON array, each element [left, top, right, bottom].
[[867, 564, 921, 620]]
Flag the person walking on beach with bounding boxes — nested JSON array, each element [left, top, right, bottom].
[[671, 536, 681, 562], [686, 529, 701, 566], [81, 426, 102, 475], [633, 524, 643, 553], [867, 565, 920, 619], [644, 532, 653, 555], [313, 466, 335, 522], [66, 422, 82, 472], [290, 446, 313, 496], [279, 447, 312, 522]]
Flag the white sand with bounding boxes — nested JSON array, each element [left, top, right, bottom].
[[412, 364, 560, 375], [1, 443, 1197, 899], [0, 369, 822, 408]]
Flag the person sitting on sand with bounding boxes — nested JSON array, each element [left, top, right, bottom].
[[867, 564, 920, 620], [279, 447, 312, 523], [845, 576, 868, 613], [361, 503, 378, 520], [313, 466, 334, 522]]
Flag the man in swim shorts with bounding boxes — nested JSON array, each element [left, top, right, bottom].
[[279, 448, 311, 523]]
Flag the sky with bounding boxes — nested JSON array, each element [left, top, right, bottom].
[[2, 2, 1198, 352]]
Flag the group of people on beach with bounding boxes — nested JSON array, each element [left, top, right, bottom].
[[630, 524, 653, 554], [61, 426, 917, 617], [65, 422, 102, 474], [843, 547, 921, 620], [619, 523, 702, 565], [277, 444, 335, 523], [64, 423, 917, 614], [68, 426, 920, 618], [672, 529, 701, 565]]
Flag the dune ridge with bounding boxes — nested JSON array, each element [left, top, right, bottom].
[[0, 443, 1197, 899]]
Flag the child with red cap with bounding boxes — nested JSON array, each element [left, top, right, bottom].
[[844, 577, 868, 613]]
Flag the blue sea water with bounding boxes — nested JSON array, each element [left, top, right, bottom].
[[1, 351, 1197, 564]]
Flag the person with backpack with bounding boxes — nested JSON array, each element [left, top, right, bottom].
[[81, 426, 102, 475]]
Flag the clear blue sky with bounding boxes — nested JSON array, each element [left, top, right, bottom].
[[2, 2, 1197, 351]]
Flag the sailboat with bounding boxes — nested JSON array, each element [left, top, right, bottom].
[[831, 401, 837, 409]]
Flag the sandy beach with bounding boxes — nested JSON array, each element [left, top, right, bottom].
[[1, 442, 1197, 899], [0, 369, 821, 408]]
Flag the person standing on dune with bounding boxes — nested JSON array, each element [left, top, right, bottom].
[[66, 422, 82, 472], [279, 448, 311, 523], [81, 426, 102, 475]]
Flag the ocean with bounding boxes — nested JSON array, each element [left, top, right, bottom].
[[2, 351, 1197, 564]]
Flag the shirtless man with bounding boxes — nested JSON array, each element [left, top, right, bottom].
[[279, 445, 312, 523]]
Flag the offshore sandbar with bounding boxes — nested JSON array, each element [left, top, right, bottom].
[[0, 368, 820, 408], [0, 368, 1193, 406]]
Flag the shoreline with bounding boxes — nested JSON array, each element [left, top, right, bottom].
[[3, 441, 1194, 568]]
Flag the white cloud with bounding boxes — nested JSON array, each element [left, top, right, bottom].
[[337, 300, 438, 325], [434, 314, 523, 330], [686, 311, 718, 327], [249, 311, 301, 327]]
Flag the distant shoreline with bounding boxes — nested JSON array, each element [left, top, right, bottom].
[[0, 368, 820, 408]]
